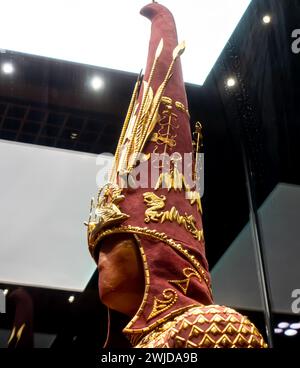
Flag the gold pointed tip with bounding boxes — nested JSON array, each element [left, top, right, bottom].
[[155, 38, 164, 59], [173, 41, 186, 60]]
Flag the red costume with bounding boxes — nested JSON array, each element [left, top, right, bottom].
[[86, 2, 267, 348]]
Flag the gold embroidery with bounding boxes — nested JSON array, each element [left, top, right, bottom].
[[151, 95, 181, 171], [111, 40, 186, 174], [151, 132, 176, 148], [143, 192, 166, 222], [160, 98, 190, 116], [160, 208, 204, 241], [123, 238, 202, 347], [175, 100, 189, 116], [220, 335, 231, 347], [150, 96, 190, 177], [91, 225, 211, 293], [208, 324, 221, 336], [136, 305, 267, 348], [224, 324, 235, 335], [175, 101, 185, 112], [147, 288, 178, 320], [201, 335, 215, 347], [168, 267, 202, 294], [154, 163, 203, 215], [143, 192, 204, 241], [154, 167, 190, 191], [151, 110, 179, 169], [110, 71, 143, 183], [86, 183, 129, 248], [186, 340, 197, 348], [174, 335, 185, 347], [170, 329, 178, 339], [128, 80, 155, 169], [125, 305, 199, 346], [127, 39, 163, 171], [181, 320, 191, 329], [186, 190, 203, 214], [161, 96, 172, 105], [213, 316, 223, 323], [190, 325, 204, 338], [129, 41, 185, 170], [229, 316, 240, 324]]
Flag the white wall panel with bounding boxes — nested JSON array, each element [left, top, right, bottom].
[[0, 140, 112, 291]]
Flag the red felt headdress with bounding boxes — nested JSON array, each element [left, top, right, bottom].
[[86, 2, 213, 345]]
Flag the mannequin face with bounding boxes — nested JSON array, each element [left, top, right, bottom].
[[98, 234, 145, 317]]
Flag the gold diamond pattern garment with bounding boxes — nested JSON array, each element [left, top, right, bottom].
[[135, 305, 267, 348]]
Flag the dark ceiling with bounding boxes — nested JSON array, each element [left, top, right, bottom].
[[0, 0, 300, 348]]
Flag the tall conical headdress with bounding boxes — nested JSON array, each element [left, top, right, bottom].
[[87, 2, 213, 344]]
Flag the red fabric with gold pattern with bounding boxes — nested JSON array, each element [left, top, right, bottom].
[[86, 2, 267, 348], [136, 305, 267, 348]]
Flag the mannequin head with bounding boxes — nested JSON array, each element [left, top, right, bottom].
[[98, 234, 145, 317]]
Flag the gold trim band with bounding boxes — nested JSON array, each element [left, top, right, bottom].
[[89, 225, 211, 294]]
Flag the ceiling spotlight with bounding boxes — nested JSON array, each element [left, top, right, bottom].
[[226, 77, 236, 88], [290, 322, 300, 330], [90, 76, 104, 91], [68, 295, 75, 303], [284, 329, 298, 337], [277, 322, 289, 329], [2, 62, 14, 74], [70, 132, 78, 140], [274, 328, 283, 334], [262, 15, 271, 24], [3, 289, 9, 296]]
